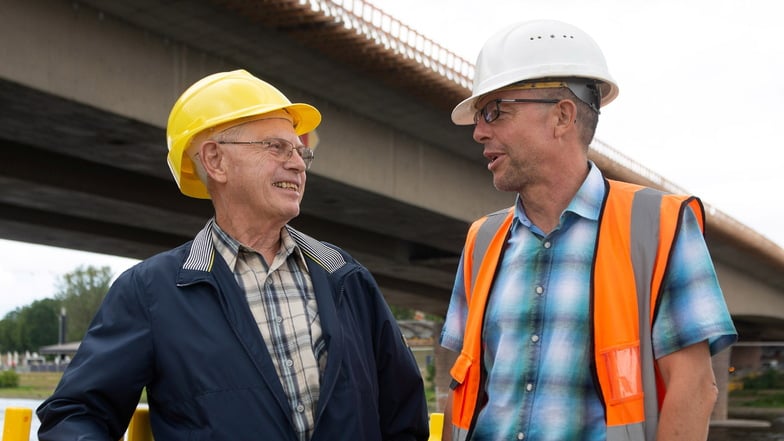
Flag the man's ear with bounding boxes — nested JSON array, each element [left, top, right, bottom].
[[197, 141, 228, 184], [553, 99, 578, 138]]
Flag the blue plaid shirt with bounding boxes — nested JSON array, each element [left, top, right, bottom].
[[440, 164, 737, 441]]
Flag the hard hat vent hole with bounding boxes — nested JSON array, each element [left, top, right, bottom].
[[529, 34, 575, 41]]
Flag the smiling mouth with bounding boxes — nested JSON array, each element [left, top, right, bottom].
[[273, 182, 299, 191]]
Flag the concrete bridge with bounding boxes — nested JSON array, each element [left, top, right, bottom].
[[2, 0, 784, 421]]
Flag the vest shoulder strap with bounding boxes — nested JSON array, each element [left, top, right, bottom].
[[466, 207, 513, 302]]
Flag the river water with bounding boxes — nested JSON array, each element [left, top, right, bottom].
[[2, 397, 784, 440]]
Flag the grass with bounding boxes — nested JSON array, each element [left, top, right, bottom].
[[0, 372, 61, 399], [740, 393, 784, 407], [730, 389, 784, 408], [0, 372, 148, 403]]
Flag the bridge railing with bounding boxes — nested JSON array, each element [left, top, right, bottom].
[[305, 0, 474, 89]]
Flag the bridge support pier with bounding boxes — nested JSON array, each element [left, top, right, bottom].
[[711, 347, 732, 420], [433, 322, 456, 413]]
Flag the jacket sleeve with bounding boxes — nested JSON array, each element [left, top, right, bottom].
[[360, 271, 430, 441], [36, 267, 153, 440]]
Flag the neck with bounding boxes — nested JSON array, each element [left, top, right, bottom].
[[519, 160, 589, 235], [214, 213, 285, 263]]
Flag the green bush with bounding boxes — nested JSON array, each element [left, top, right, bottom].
[[0, 369, 20, 388], [742, 369, 784, 390], [739, 392, 784, 408]]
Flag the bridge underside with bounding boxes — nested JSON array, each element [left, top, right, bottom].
[[0, 78, 469, 315]]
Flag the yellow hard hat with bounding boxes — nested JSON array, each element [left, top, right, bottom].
[[166, 69, 322, 199]]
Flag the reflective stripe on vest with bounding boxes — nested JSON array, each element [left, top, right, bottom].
[[449, 178, 705, 441]]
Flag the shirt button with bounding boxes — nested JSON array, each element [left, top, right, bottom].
[[543, 241, 551, 249], [285, 359, 294, 367], [526, 383, 533, 391], [275, 316, 284, 324], [296, 404, 305, 413], [531, 335, 539, 343], [535, 286, 544, 295], [517, 432, 525, 440]]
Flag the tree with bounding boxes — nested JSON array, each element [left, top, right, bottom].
[[18, 298, 60, 349], [54, 265, 113, 342], [0, 310, 21, 352], [0, 299, 59, 352], [390, 304, 415, 320], [0, 265, 114, 352]]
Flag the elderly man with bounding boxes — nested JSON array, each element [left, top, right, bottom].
[[37, 69, 429, 441]]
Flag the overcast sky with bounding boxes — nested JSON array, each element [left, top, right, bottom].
[[1, 0, 782, 317]]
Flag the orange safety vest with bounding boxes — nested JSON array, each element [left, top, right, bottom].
[[449, 179, 705, 441]]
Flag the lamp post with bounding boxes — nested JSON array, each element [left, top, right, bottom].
[[58, 307, 67, 363], [58, 307, 67, 345]]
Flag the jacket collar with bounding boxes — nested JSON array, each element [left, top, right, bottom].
[[181, 218, 348, 275]]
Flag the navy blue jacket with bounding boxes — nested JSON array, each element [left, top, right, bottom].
[[37, 223, 429, 440]]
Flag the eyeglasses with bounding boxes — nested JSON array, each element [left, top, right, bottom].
[[474, 98, 561, 124], [216, 138, 315, 169]]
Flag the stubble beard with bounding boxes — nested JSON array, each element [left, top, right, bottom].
[[492, 158, 530, 194]]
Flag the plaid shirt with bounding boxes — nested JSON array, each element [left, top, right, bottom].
[[441, 164, 737, 441], [212, 221, 325, 441]]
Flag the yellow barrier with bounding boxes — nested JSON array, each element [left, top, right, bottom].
[[125, 407, 153, 441], [0, 406, 153, 441], [3, 407, 444, 440], [428, 412, 444, 441], [1, 407, 31, 441]]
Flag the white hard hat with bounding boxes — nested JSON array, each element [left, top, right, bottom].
[[452, 20, 619, 125]]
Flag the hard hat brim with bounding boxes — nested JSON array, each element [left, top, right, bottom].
[[285, 103, 322, 135], [451, 77, 619, 126]]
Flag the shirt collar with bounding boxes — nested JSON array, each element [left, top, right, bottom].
[[565, 161, 605, 222], [514, 161, 605, 233]]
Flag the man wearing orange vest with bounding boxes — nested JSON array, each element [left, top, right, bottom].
[[440, 20, 737, 441]]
